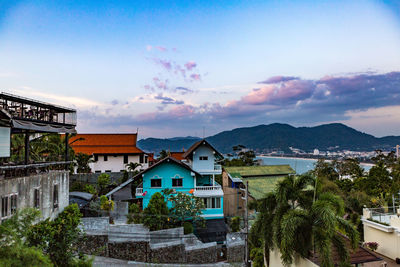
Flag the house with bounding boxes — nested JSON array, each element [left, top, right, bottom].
[[362, 206, 400, 261], [107, 139, 224, 220], [0, 92, 76, 221], [222, 165, 296, 217], [69, 133, 149, 173]]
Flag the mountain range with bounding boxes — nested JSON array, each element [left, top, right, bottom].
[[137, 123, 400, 154]]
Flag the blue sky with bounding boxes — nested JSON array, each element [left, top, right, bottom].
[[0, 0, 399, 138]]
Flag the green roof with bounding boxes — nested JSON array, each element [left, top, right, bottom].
[[224, 165, 295, 177], [242, 176, 285, 200]]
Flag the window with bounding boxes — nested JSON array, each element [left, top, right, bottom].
[[94, 155, 98, 161], [199, 156, 208, 161], [34, 189, 40, 208], [53, 185, 59, 210], [1, 196, 8, 218], [10, 195, 17, 215], [104, 155, 108, 161], [145, 155, 148, 163], [172, 178, 183, 187], [95, 170, 101, 173], [123, 155, 128, 164], [151, 179, 162, 188], [105, 170, 112, 173], [203, 197, 221, 209], [139, 154, 144, 163]]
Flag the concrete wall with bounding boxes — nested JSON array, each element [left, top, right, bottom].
[[269, 250, 319, 267], [70, 172, 134, 185], [363, 220, 399, 260], [0, 170, 69, 221]]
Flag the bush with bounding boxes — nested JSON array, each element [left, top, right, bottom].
[[143, 192, 170, 231], [183, 222, 193, 234], [84, 184, 97, 195], [230, 216, 241, 232], [127, 203, 142, 224], [98, 174, 111, 195]]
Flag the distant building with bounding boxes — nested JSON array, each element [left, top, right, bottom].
[[69, 133, 149, 173], [313, 149, 319, 155], [0, 92, 75, 221], [222, 165, 295, 217]]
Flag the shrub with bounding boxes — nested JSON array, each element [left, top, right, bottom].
[[143, 192, 170, 231], [230, 216, 241, 232], [183, 222, 193, 234], [97, 174, 111, 195], [127, 203, 142, 224], [365, 241, 378, 251]]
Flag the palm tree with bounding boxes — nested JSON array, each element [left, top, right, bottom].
[[253, 174, 359, 267], [126, 162, 142, 173], [75, 153, 94, 173]]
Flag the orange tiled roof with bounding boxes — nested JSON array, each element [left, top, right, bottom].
[[170, 152, 185, 161], [69, 134, 144, 155]]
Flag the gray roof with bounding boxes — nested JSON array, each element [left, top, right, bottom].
[[69, 191, 93, 200]]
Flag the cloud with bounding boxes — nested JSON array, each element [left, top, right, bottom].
[[259, 76, 300, 84], [155, 46, 167, 52], [184, 61, 197, 70], [190, 73, 201, 81], [154, 93, 184, 105], [175, 87, 193, 94], [152, 58, 172, 71]]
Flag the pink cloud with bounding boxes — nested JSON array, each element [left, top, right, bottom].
[[184, 61, 197, 70], [155, 46, 167, 52], [190, 73, 201, 81]]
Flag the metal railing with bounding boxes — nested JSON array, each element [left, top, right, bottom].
[[214, 164, 222, 171], [368, 206, 399, 224], [195, 184, 222, 191], [0, 161, 72, 179]]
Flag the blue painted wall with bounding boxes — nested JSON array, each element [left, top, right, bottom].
[[192, 145, 216, 172]]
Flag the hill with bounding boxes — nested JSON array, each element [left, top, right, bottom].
[[137, 123, 400, 154]]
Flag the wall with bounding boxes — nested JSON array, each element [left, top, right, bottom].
[[141, 161, 195, 209], [192, 145, 216, 172], [222, 171, 245, 217], [0, 170, 69, 221], [363, 220, 399, 260], [90, 155, 148, 173], [70, 172, 134, 185], [269, 250, 319, 267]]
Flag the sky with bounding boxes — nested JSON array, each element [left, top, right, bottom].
[[0, 0, 400, 138]]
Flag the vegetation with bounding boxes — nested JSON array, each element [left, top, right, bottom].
[[100, 195, 115, 223], [75, 152, 93, 173], [230, 216, 241, 232], [97, 173, 111, 195], [250, 174, 359, 266], [169, 192, 205, 226], [183, 222, 193, 234], [142, 192, 170, 231], [223, 145, 257, 166], [127, 203, 142, 224]]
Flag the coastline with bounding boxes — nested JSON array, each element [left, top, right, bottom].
[[257, 155, 374, 167]]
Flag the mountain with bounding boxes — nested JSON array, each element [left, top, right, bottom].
[[137, 123, 400, 154]]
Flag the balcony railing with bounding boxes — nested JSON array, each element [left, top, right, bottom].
[[136, 183, 144, 197], [195, 184, 222, 191], [214, 164, 222, 171]]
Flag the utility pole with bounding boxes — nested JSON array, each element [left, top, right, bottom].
[[241, 181, 249, 266]]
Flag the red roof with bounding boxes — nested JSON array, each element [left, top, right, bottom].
[[69, 134, 144, 155]]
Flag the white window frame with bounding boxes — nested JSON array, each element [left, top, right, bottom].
[[203, 197, 221, 209], [150, 175, 162, 188], [171, 174, 183, 188]]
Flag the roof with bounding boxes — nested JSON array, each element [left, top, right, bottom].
[[224, 165, 295, 177], [310, 235, 381, 265], [170, 152, 185, 161], [69, 191, 93, 201], [106, 156, 201, 197], [69, 133, 144, 155], [242, 176, 286, 200], [182, 139, 224, 159]]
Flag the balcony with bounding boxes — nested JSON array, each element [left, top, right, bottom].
[[194, 164, 222, 175], [136, 183, 144, 197], [194, 183, 223, 197]]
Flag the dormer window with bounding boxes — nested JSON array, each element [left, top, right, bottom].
[[199, 156, 208, 161]]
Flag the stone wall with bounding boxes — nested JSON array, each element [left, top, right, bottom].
[[0, 170, 69, 221], [79, 218, 219, 264], [226, 232, 245, 263]]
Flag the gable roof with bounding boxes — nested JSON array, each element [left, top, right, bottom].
[[69, 133, 144, 155], [106, 156, 200, 197], [182, 139, 223, 159], [224, 165, 295, 177]]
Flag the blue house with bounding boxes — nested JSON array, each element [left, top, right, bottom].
[[107, 139, 224, 220]]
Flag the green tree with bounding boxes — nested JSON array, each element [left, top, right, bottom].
[[27, 204, 92, 267], [126, 162, 142, 173], [75, 153, 93, 173], [158, 150, 169, 160], [97, 173, 111, 195], [254, 175, 359, 266], [142, 192, 170, 231], [127, 203, 142, 224], [313, 159, 339, 181], [100, 195, 115, 223], [0, 208, 53, 267], [169, 192, 205, 226]]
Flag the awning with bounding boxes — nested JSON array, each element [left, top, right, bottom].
[[12, 119, 76, 133]]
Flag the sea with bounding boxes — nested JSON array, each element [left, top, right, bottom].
[[257, 156, 373, 174]]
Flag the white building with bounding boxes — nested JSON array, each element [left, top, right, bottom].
[[69, 133, 149, 173]]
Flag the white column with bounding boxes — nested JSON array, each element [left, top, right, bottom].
[[213, 174, 215, 186]]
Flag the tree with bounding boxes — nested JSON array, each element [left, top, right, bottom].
[[313, 159, 339, 181], [142, 192, 170, 231], [0, 208, 52, 267], [158, 150, 169, 160], [100, 195, 115, 223], [127, 203, 142, 224], [75, 153, 93, 173], [254, 174, 359, 266], [126, 162, 142, 173], [97, 173, 111, 195], [169, 192, 205, 226], [27, 204, 92, 267]]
